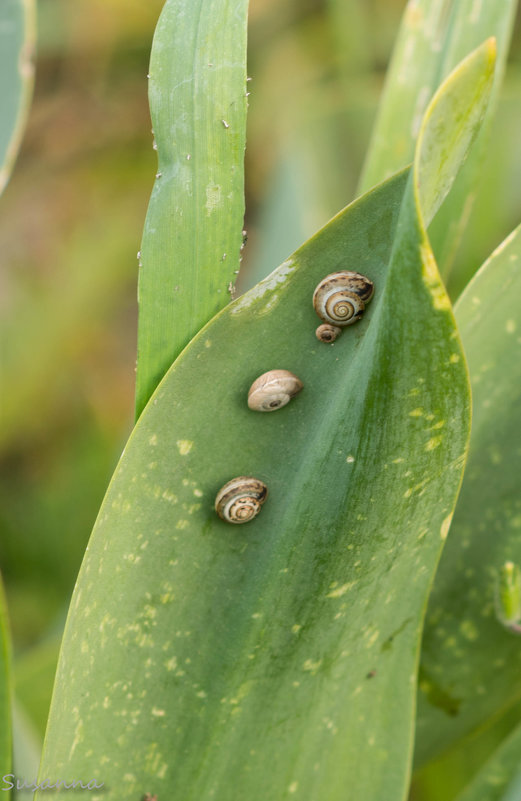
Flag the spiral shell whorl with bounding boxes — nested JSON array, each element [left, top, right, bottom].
[[316, 324, 342, 343], [215, 477, 268, 524], [248, 370, 303, 412], [313, 271, 374, 327]]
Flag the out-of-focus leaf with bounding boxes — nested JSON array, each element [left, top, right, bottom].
[[0, 0, 35, 196], [455, 721, 521, 801], [0, 579, 12, 788], [358, 0, 516, 286], [37, 45, 493, 801], [135, 0, 249, 418], [416, 223, 521, 766], [11, 700, 42, 800], [237, 148, 316, 295], [14, 638, 59, 737], [359, 0, 515, 194], [412, 699, 521, 801]]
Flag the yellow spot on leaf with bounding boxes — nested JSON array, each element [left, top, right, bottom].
[[440, 513, 453, 541], [205, 183, 222, 214], [177, 440, 193, 456], [303, 658, 322, 674], [327, 582, 355, 599]]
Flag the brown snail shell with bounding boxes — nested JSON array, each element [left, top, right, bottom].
[[247, 369, 303, 412], [313, 271, 374, 327], [215, 477, 268, 524], [316, 324, 342, 343]]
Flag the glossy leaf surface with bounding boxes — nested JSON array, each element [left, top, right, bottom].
[[38, 44, 495, 801], [135, 0, 249, 418]]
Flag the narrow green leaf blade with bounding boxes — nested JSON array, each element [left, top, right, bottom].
[[135, 0, 249, 418], [0, 0, 35, 195], [38, 45, 493, 801], [416, 224, 521, 766]]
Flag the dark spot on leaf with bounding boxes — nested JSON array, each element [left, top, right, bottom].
[[418, 666, 461, 717]]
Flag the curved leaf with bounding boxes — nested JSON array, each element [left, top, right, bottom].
[[0, 0, 35, 196], [416, 223, 521, 766], [135, 0, 249, 418], [38, 44, 494, 801]]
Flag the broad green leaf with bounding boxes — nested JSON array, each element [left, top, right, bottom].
[[135, 0, 249, 419], [38, 45, 493, 801], [455, 722, 521, 801], [359, 0, 515, 194], [415, 223, 521, 766], [0, 0, 35, 196], [0, 578, 12, 790]]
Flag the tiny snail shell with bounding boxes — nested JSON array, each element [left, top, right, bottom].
[[215, 476, 268, 524], [316, 324, 342, 343], [247, 369, 303, 412], [313, 271, 374, 327]]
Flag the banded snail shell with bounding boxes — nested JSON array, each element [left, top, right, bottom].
[[215, 477, 268, 524], [248, 369, 303, 412], [313, 271, 374, 327], [315, 324, 342, 343]]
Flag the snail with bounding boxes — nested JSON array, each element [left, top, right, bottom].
[[315, 324, 342, 343], [313, 271, 374, 329], [215, 476, 268, 524], [247, 370, 303, 412]]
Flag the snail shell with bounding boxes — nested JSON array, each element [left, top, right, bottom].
[[313, 271, 374, 327], [316, 324, 342, 343], [215, 476, 268, 524], [248, 369, 303, 412]]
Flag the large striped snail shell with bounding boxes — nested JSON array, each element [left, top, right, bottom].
[[215, 477, 268, 524], [313, 271, 374, 327], [248, 369, 303, 412]]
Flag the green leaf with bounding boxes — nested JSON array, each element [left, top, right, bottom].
[[135, 0, 249, 419], [14, 638, 59, 738], [38, 44, 493, 801], [416, 223, 521, 766], [455, 722, 521, 801], [0, 0, 35, 196], [12, 701, 42, 801], [359, 0, 515, 195], [0, 578, 12, 790]]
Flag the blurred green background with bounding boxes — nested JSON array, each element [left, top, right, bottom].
[[1, 0, 521, 793]]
